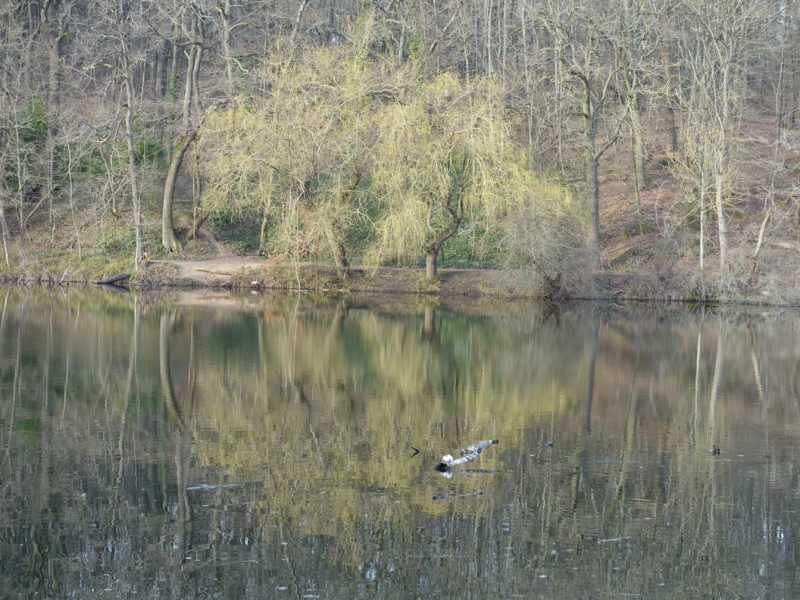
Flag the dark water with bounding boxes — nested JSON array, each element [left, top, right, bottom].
[[2, 288, 800, 599]]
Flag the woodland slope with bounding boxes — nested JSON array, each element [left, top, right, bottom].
[[2, 1, 800, 303]]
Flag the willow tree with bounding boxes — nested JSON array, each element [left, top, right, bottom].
[[369, 72, 546, 280], [197, 32, 390, 274]]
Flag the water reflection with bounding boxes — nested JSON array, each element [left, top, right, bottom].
[[1, 287, 800, 598]]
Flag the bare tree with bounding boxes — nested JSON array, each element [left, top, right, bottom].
[[540, 1, 624, 269], [39, 0, 70, 225], [675, 0, 768, 272], [154, 1, 207, 252], [117, 14, 146, 264]]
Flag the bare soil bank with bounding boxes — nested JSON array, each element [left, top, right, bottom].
[[128, 257, 675, 303], [137, 259, 545, 297]]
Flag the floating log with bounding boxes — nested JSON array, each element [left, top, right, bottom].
[[436, 439, 498, 475], [95, 272, 130, 285]]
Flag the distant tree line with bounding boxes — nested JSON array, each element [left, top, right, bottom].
[[0, 0, 796, 289]]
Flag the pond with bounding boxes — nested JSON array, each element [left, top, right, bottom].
[[1, 287, 800, 598]]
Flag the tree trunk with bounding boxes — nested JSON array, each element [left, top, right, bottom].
[[334, 240, 349, 278], [749, 205, 774, 285], [570, 66, 604, 269], [44, 5, 63, 133], [162, 130, 197, 252], [424, 207, 463, 281], [426, 250, 438, 279], [0, 201, 10, 267], [181, 45, 196, 131], [164, 13, 204, 253], [582, 77, 602, 269], [290, 0, 310, 45], [220, 0, 235, 95], [699, 172, 707, 277], [667, 104, 679, 154], [715, 64, 732, 272], [588, 152, 602, 269], [168, 40, 179, 100], [660, 33, 679, 153], [630, 132, 643, 232], [191, 38, 203, 121], [258, 210, 269, 252], [714, 150, 729, 271], [789, 44, 799, 128], [185, 210, 210, 242], [629, 93, 647, 190], [42, 0, 65, 226], [120, 37, 144, 264], [154, 39, 168, 97]]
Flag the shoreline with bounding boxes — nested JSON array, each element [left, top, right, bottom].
[[2, 258, 797, 307]]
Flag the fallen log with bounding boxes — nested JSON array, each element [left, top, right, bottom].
[[95, 272, 130, 285], [194, 267, 235, 276]]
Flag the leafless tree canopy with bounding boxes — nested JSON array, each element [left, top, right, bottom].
[[0, 0, 797, 295]]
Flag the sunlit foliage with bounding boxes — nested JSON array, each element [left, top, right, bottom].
[[197, 23, 396, 268], [368, 71, 568, 277], [197, 18, 582, 279]]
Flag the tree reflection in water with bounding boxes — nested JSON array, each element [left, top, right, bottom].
[[1, 288, 799, 598]]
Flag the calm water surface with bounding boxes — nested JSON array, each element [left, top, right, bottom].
[[2, 288, 800, 598]]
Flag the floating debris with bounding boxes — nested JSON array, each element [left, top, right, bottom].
[[435, 439, 498, 475], [186, 483, 245, 491]]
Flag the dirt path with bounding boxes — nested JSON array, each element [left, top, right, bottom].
[[149, 226, 268, 286], [161, 256, 266, 286], [145, 224, 542, 293], [194, 225, 228, 257]]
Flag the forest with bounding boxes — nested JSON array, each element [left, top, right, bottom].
[[1, 0, 800, 301]]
